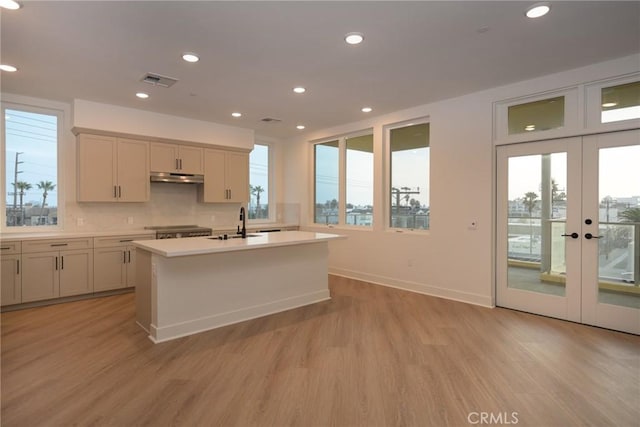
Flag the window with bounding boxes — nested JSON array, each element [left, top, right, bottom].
[[346, 134, 373, 226], [3, 106, 60, 228], [508, 96, 565, 135], [248, 143, 270, 221], [314, 131, 374, 227], [601, 81, 640, 123], [389, 122, 430, 230], [314, 140, 339, 225]]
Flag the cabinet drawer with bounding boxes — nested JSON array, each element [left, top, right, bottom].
[[94, 234, 154, 248], [0, 241, 21, 255], [22, 238, 93, 253]]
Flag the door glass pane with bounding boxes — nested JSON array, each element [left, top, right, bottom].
[[597, 145, 640, 308], [601, 81, 640, 123], [345, 134, 373, 227], [314, 140, 339, 225], [507, 153, 567, 296], [508, 96, 564, 135], [249, 144, 269, 220]]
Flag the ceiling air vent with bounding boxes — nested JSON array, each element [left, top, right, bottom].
[[260, 117, 282, 123], [140, 72, 179, 88]]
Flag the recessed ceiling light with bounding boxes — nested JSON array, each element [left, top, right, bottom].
[[361, 107, 373, 113], [526, 3, 550, 18], [136, 92, 149, 99], [0, 64, 18, 72], [0, 0, 21, 10], [525, 124, 536, 131], [345, 32, 364, 45], [296, 125, 305, 130], [182, 53, 199, 63], [602, 102, 618, 108], [293, 87, 306, 94], [232, 112, 242, 118]]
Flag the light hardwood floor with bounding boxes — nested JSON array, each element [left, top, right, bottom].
[[2, 275, 639, 426]]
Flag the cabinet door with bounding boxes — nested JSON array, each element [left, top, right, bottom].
[[226, 152, 249, 203], [126, 246, 138, 288], [117, 138, 150, 202], [22, 252, 59, 302], [59, 249, 93, 297], [94, 247, 127, 291], [201, 149, 227, 202], [150, 143, 179, 173], [178, 146, 204, 174], [77, 134, 117, 202], [1, 255, 21, 306]]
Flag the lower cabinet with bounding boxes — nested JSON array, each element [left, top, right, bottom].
[[1, 241, 22, 306], [21, 238, 94, 303], [93, 234, 153, 291]]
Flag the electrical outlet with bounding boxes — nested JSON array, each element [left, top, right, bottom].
[[210, 215, 216, 223], [77, 217, 84, 226], [127, 216, 134, 225]]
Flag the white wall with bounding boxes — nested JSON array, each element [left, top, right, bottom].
[[285, 54, 640, 308]]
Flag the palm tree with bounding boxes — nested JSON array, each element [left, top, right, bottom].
[[15, 181, 32, 225], [619, 207, 640, 223], [36, 180, 55, 225], [523, 191, 539, 254], [251, 185, 265, 218]]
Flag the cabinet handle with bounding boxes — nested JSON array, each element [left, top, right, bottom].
[[1, 246, 10, 250], [114, 186, 118, 198], [61, 256, 64, 270], [119, 239, 133, 243], [118, 186, 122, 198], [123, 251, 127, 264], [55, 256, 58, 271], [176, 158, 179, 170], [51, 243, 68, 247], [128, 250, 131, 263], [16, 259, 19, 275], [179, 158, 183, 170], [229, 189, 232, 199]]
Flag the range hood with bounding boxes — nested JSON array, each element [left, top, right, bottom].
[[150, 171, 204, 184]]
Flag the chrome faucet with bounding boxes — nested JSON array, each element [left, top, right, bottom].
[[237, 206, 247, 238]]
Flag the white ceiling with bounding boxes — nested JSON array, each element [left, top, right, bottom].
[[2, 1, 639, 139]]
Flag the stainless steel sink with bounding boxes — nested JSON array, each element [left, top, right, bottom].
[[208, 234, 260, 240]]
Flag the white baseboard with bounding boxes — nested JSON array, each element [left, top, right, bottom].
[[329, 268, 494, 308], [149, 290, 331, 343]]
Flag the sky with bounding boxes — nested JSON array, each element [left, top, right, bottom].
[[508, 144, 640, 202], [4, 109, 58, 207]]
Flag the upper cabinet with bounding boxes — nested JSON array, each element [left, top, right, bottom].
[[199, 149, 249, 203], [150, 142, 203, 175], [77, 134, 150, 202]]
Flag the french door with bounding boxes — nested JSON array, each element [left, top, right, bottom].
[[497, 129, 640, 334]]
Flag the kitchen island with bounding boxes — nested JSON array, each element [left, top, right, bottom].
[[133, 231, 344, 343]]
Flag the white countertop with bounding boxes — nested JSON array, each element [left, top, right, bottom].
[[0, 229, 156, 241], [133, 231, 345, 257]]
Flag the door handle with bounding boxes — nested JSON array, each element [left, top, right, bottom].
[[561, 232, 579, 239], [585, 233, 602, 239]]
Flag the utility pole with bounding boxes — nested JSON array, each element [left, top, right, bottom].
[[10, 152, 24, 226]]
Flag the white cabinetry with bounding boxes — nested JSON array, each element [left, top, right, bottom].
[[93, 234, 154, 291], [1, 241, 22, 306], [199, 149, 249, 203], [150, 143, 203, 175], [21, 238, 94, 302], [77, 134, 149, 202]]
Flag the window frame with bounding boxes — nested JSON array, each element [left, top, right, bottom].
[[248, 141, 274, 224], [384, 117, 431, 233], [1, 100, 65, 233], [312, 128, 374, 229]]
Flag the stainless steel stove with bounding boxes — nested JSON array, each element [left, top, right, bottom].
[[144, 225, 213, 239]]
